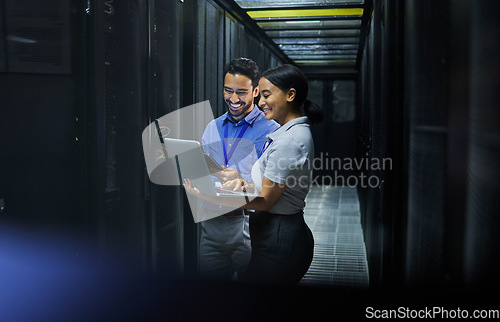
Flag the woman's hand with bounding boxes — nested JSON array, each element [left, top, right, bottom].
[[183, 178, 252, 210], [222, 178, 254, 192], [183, 176, 283, 212]]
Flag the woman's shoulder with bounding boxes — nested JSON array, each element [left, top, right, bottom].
[[279, 124, 312, 143], [273, 134, 311, 154]]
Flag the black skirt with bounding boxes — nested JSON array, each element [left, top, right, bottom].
[[243, 210, 314, 285]]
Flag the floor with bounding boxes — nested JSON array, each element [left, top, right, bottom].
[[300, 185, 369, 287]]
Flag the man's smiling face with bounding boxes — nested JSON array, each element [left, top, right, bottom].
[[223, 73, 258, 122]]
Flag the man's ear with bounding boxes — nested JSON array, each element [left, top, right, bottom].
[[287, 88, 296, 102], [253, 86, 260, 98]]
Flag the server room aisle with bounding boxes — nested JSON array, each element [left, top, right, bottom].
[[300, 186, 369, 287]]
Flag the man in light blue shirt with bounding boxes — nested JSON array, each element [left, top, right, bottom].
[[199, 58, 279, 281]]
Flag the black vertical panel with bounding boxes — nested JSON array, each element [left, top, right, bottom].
[[379, 0, 406, 286], [235, 22, 245, 60], [0, 0, 6, 72], [224, 14, 231, 65], [0, 0, 83, 231], [358, 0, 387, 285], [181, 0, 200, 278], [308, 79, 326, 180], [227, 17, 245, 63], [463, 0, 500, 288], [357, 26, 370, 242], [196, 1, 225, 116], [404, 0, 450, 286], [365, 4, 383, 284], [232, 19, 242, 60], [86, 0, 106, 256], [444, 0, 470, 287], [196, 0, 206, 111], [372, 0, 385, 286], [4, 0, 71, 74], [214, 3, 225, 117], [101, 0, 148, 270], [362, 0, 408, 288], [152, 0, 184, 277], [205, 1, 221, 114], [228, 17, 237, 60]]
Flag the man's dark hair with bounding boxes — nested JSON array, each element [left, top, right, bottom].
[[223, 57, 261, 88]]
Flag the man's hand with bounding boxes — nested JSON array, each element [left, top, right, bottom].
[[183, 178, 201, 196], [183, 178, 215, 202], [214, 167, 240, 183]]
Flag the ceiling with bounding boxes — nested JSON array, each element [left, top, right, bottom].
[[233, 0, 372, 75]]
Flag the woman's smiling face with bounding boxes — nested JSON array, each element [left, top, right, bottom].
[[258, 77, 294, 125]]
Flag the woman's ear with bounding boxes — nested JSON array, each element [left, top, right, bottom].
[[287, 88, 296, 102]]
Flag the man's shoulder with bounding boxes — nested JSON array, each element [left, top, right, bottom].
[[202, 116, 223, 141], [203, 119, 216, 134], [205, 113, 227, 131], [211, 112, 228, 126], [214, 112, 228, 121]]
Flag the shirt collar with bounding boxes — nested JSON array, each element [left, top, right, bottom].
[[223, 105, 260, 126], [267, 116, 309, 141]]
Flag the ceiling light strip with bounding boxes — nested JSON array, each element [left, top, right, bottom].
[[274, 38, 360, 45], [284, 50, 359, 55], [247, 8, 363, 19], [235, 1, 365, 10], [295, 60, 356, 65], [279, 44, 359, 50]]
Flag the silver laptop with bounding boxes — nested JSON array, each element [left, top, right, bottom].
[[154, 120, 259, 198]]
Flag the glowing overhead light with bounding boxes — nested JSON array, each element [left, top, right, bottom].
[[247, 8, 363, 19], [285, 20, 321, 24], [294, 60, 356, 65]]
